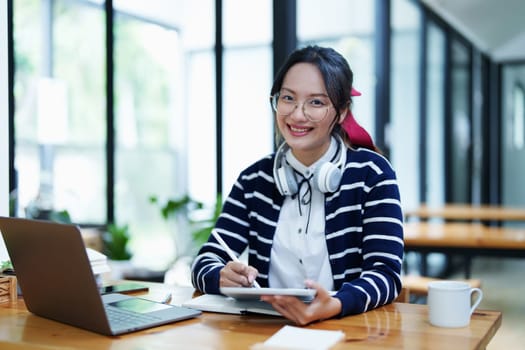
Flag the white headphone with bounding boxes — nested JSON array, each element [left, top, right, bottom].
[[273, 135, 347, 196]]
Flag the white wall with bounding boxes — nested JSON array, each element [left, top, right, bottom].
[[1, 1, 10, 260]]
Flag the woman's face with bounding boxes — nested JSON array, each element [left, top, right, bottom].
[[276, 63, 344, 166]]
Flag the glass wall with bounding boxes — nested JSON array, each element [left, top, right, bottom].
[[1, 1, 8, 219], [184, 1, 216, 206], [12, 0, 42, 218], [13, 0, 106, 222], [390, 0, 421, 210], [113, 8, 182, 268], [502, 64, 525, 209], [222, 0, 273, 195], [12, 0, 217, 270], [112, 0, 216, 268], [0, 0, 8, 266], [10, 0, 525, 274], [425, 21, 445, 206]]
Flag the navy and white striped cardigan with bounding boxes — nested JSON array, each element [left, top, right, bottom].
[[191, 146, 404, 316]]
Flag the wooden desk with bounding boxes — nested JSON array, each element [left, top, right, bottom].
[[0, 283, 502, 350], [404, 222, 525, 277], [404, 222, 525, 251], [404, 204, 525, 222], [404, 204, 525, 278]]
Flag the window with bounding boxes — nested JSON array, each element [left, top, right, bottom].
[[1, 1, 8, 218], [13, 0, 217, 270], [113, 11, 182, 268], [425, 21, 445, 206], [390, 0, 421, 210], [14, 0, 106, 222], [112, 0, 216, 268], [222, 0, 273, 194], [502, 66, 525, 208], [512, 83, 525, 150]]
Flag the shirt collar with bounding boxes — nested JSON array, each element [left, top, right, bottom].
[[284, 136, 338, 178]]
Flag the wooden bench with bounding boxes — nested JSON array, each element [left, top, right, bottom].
[[402, 275, 481, 299]]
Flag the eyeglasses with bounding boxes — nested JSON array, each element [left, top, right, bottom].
[[270, 92, 333, 123]]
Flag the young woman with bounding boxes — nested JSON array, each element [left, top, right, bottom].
[[191, 45, 404, 325]]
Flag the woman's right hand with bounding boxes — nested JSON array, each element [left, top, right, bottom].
[[219, 261, 259, 287]]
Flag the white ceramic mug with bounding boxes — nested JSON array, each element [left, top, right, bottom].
[[427, 280, 483, 328]]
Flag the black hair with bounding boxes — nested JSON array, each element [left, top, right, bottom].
[[270, 45, 354, 144]]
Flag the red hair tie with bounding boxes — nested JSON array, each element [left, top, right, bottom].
[[341, 88, 375, 150]]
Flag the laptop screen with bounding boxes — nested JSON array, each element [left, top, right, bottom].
[[108, 298, 172, 314]]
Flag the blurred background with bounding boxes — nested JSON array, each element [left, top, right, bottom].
[[1, 1, 525, 348], [3, 0, 525, 268]]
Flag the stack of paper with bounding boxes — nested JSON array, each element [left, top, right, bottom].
[[86, 248, 110, 275], [251, 325, 345, 350]]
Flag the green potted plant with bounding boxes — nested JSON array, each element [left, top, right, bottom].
[[190, 193, 223, 248], [102, 223, 132, 261], [150, 194, 223, 285], [0, 261, 13, 274], [100, 223, 133, 281], [149, 193, 222, 257], [150, 194, 200, 259]]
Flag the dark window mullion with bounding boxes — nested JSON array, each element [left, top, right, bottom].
[[272, 0, 297, 149], [8, 0, 16, 214], [419, 9, 428, 204], [105, 0, 115, 224], [215, 0, 223, 195], [375, 0, 391, 157], [443, 31, 452, 202]]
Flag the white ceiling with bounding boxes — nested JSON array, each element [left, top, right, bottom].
[[421, 0, 525, 62]]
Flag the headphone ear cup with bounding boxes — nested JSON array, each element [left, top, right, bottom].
[[315, 162, 342, 193], [276, 166, 298, 196]]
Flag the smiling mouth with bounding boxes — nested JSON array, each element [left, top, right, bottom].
[[289, 126, 311, 133]]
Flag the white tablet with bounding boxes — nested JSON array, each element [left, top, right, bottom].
[[220, 287, 317, 301]]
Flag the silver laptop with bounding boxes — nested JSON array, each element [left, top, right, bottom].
[[0, 216, 201, 336]]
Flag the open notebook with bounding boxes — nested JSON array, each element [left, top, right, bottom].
[[0, 216, 201, 336]]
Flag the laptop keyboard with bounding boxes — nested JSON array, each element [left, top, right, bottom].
[[105, 305, 162, 328]]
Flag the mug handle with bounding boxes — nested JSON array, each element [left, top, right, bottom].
[[469, 288, 483, 315]]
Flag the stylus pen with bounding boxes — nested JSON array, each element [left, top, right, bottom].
[[211, 229, 261, 288], [161, 293, 172, 304]]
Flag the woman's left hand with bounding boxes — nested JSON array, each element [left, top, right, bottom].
[[260, 280, 342, 326]]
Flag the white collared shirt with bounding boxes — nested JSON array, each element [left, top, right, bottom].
[[268, 138, 337, 291]]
